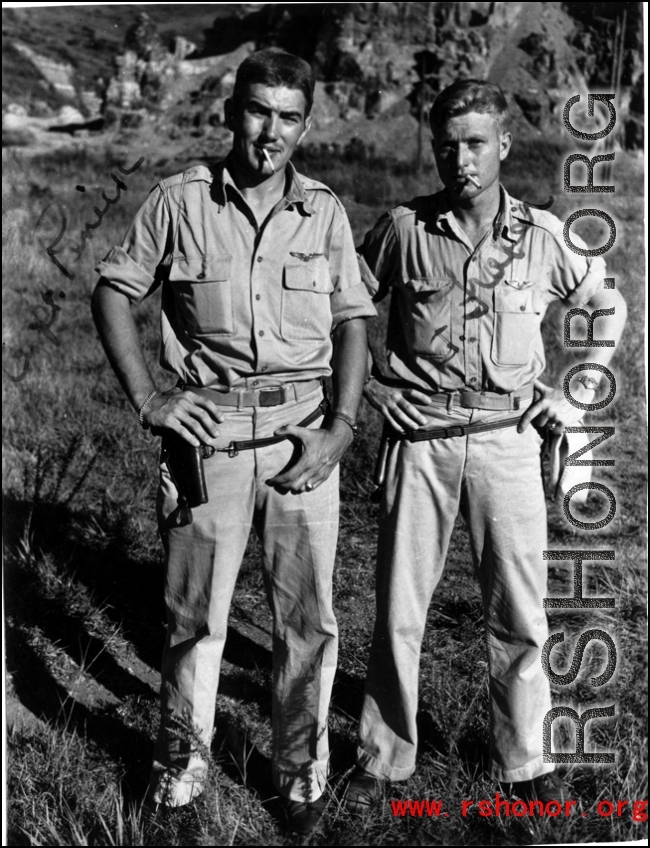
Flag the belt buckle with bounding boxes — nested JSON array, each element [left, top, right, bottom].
[[258, 386, 285, 406], [443, 425, 465, 439]]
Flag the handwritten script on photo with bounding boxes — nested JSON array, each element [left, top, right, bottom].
[[3, 157, 144, 383]]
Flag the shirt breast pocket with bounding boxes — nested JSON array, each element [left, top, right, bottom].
[[282, 258, 334, 341], [404, 278, 454, 360], [491, 280, 541, 367], [169, 255, 233, 336]]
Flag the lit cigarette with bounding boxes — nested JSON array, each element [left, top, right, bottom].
[[466, 174, 481, 189], [262, 149, 275, 173]]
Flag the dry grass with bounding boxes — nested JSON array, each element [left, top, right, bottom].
[[3, 139, 647, 845]]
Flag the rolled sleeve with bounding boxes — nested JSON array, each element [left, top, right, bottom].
[[95, 185, 170, 304], [359, 212, 400, 302], [328, 216, 377, 330]]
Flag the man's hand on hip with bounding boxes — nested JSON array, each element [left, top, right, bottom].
[[517, 379, 596, 434], [143, 388, 225, 446], [266, 420, 354, 494], [363, 376, 433, 432]]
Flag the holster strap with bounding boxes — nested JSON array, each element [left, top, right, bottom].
[[400, 415, 521, 442], [181, 379, 321, 408], [213, 397, 330, 458]]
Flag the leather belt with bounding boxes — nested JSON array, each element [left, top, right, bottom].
[[400, 416, 521, 442], [182, 379, 321, 408], [424, 384, 535, 412]]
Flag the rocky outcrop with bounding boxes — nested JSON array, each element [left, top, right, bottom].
[[202, 1, 643, 146], [4, 3, 643, 152], [104, 13, 255, 134], [11, 43, 76, 101]]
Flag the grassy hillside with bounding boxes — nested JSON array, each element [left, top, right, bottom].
[[3, 132, 647, 846]]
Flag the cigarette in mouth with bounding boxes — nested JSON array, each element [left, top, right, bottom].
[[262, 149, 275, 173], [466, 174, 481, 189]]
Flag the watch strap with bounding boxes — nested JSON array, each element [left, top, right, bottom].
[[332, 411, 358, 435]]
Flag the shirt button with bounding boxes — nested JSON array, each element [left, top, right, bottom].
[[255, 294, 261, 301], [252, 380, 259, 387], [258, 330, 264, 337], [260, 365, 268, 372], [469, 376, 477, 382], [257, 256, 264, 263], [520, 305, 526, 311], [469, 337, 477, 342], [459, 335, 465, 341], [196, 272, 206, 279], [313, 281, 317, 287]]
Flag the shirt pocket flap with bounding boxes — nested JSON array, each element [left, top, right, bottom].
[[284, 260, 333, 294], [494, 283, 539, 314], [169, 254, 233, 282], [407, 278, 453, 298]]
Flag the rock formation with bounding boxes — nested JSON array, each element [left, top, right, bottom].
[[3, 3, 643, 152]]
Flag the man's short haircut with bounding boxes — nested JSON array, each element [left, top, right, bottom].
[[429, 79, 510, 135], [232, 48, 315, 116]]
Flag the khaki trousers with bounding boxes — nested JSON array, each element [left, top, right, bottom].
[[148, 387, 339, 805], [358, 404, 555, 783]]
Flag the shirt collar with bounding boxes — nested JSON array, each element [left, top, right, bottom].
[[436, 185, 513, 242], [216, 157, 315, 215], [284, 162, 315, 214]]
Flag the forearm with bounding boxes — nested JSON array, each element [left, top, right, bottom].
[[331, 318, 368, 419], [567, 288, 627, 392], [91, 281, 157, 412]]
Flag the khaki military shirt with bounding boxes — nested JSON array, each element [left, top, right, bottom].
[[97, 160, 375, 389], [359, 187, 606, 393]]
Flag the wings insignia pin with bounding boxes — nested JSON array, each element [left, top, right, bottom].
[[289, 252, 323, 262]]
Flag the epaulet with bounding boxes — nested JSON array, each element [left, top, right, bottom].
[[294, 172, 346, 209], [157, 165, 213, 191], [509, 197, 564, 238]]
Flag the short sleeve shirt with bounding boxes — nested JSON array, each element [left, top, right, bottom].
[[96, 160, 376, 389], [359, 187, 607, 393]]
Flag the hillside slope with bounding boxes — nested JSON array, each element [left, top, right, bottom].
[[2, 2, 643, 162]]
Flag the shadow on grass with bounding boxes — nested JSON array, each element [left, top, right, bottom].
[[5, 489, 498, 836], [4, 494, 165, 803], [6, 624, 154, 806]]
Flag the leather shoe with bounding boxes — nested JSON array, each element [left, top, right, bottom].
[[284, 796, 326, 834], [510, 771, 568, 804], [344, 767, 386, 814]]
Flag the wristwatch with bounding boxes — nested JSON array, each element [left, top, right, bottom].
[[332, 411, 358, 436], [574, 375, 599, 391]]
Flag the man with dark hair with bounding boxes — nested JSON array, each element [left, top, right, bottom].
[[92, 48, 375, 833], [345, 78, 626, 809], [232, 48, 316, 114]]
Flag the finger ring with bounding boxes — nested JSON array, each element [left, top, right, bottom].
[[305, 482, 314, 491]]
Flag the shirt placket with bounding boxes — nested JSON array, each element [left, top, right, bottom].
[[441, 215, 482, 391], [464, 244, 485, 390], [248, 198, 292, 386]]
